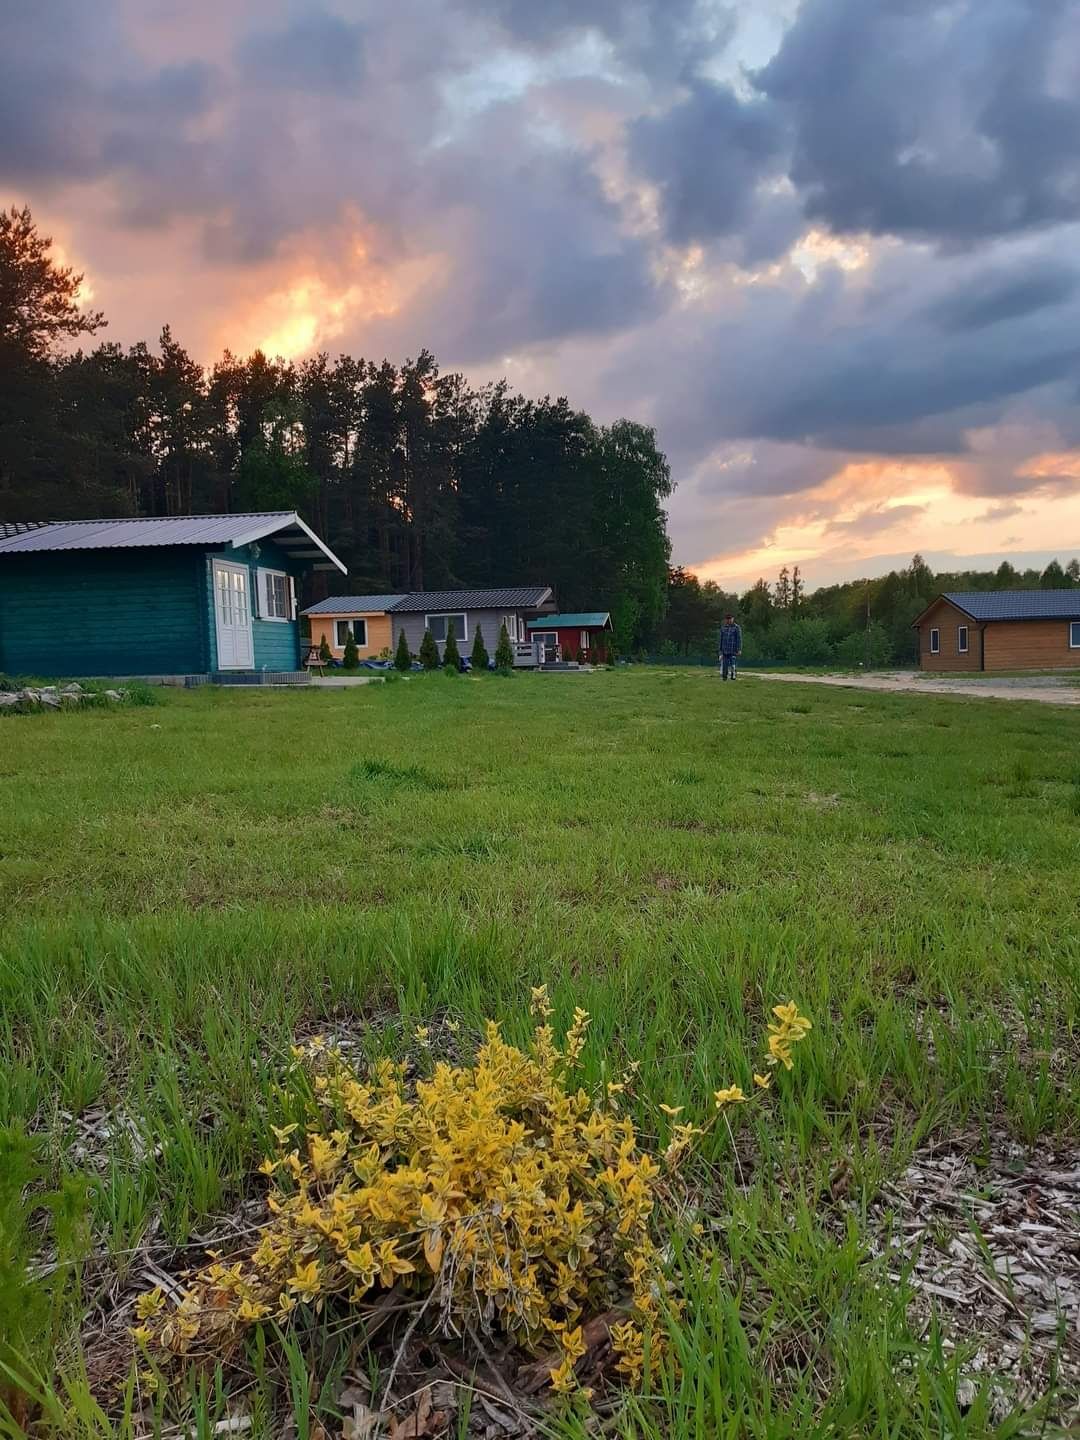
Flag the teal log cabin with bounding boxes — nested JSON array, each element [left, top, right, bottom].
[[0, 512, 346, 678]]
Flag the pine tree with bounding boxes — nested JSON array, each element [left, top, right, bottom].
[[442, 625, 461, 673], [775, 566, 791, 611], [470, 624, 489, 672], [319, 635, 332, 664], [495, 622, 514, 672], [394, 628, 412, 671], [419, 628, 440, 670], [790, 564, 803, 613], [342, 628, 359, 669]]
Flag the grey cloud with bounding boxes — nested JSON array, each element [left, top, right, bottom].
[[630, 81, 787, 248], [360, 109, 669, 360], [236, 9, 365, 93], [460, 0, 734, 79], [933, 261, 1079, 331], [978, 501, 1025, 521], [755, 0, 1080, 244], [824, 503, 926, 537]]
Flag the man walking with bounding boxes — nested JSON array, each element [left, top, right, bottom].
[[719, 612, 742, 680]]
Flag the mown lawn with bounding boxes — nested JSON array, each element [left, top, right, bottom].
[[2, 669, 1078, 1437]]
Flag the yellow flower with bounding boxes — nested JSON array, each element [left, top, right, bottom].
[[377, 1239, 416, 1286], [530, 984, 554, 1019], [414, 1026, 430, 1046], [767, 1033, 794, 1069], [714, 1085, 746, 1108], [287, 1260, 321, 1303], [753, 1072, 772, 1090], [134, 1288, 164, 1320], [771, 1001, 812, 1036], [445, 1018, 460, 1033], [271, 1123, 298, 1146], [658, 1103, 684, 1116], [130, 1325, 152, 1346], [549, 1356, 578, 1394]]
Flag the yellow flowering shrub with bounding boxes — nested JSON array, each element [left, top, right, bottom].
[[140, 992, 811, 1396]]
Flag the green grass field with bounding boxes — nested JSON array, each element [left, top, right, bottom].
[[2, 670, 1078, 1437]]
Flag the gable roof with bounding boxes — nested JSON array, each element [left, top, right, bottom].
[[0, 512, 346, 572], [527, 612, 611, 629], [914, 590, 1080, 625], [389, 587, 553, 612], [303, 594, 406, 616]]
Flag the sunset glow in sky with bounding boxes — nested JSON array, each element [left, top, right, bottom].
[[4, 0, 1080, 588]]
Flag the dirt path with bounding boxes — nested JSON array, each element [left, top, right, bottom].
[[749, 670, 1080, 706]]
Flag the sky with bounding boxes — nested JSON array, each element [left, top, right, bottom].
[[3, 0, 1080, 590]]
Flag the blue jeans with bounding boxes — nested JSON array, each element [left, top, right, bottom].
[[721, 653, 738, 680]]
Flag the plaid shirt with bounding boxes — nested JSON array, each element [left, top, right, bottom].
[[718, 622, 742, 655]]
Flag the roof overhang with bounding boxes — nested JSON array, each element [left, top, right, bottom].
[[910, 593, 978, 628], [230, 513, 346, 574]]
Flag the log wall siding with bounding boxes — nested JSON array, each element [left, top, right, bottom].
[[916, 599, 982, 671], [0, 548, 207, 676], [983, 618, 1080, 670]]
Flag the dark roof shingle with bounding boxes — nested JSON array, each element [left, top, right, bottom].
[[389, 587, 552, 612], [942, 590, 1080, 622], [302, 595, 406, 616]]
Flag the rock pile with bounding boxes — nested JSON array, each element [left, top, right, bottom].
[[0, 681, 128, 711]]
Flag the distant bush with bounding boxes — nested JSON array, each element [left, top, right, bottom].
[[419, 629, 440, 671], [394, 629, 412, 672], [318, 636, 332, 665], [442, 626, 461, 674], [342, 630, 359, 670]]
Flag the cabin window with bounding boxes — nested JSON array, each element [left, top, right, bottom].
[[258, 569, 291, 621], [1071, 622, 1080, 649], [426, 613, 466, 643], [580, 630, 589, 649], [957, 625, 968, 653], [336, 618, 367, 648], [929, 627, 940, 655]]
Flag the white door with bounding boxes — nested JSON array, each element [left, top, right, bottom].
[[212, 560, 254, 669]]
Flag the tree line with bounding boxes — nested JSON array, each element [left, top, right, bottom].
[[655, 553, 1080, 666], [0, 206, 672, 650]]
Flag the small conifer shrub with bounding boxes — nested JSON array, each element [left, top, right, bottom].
[[419, 629, 440, 671], [442, 626, 461, 674], [494, 622, 515, 672], [394, 629, 412, 672], [342, 629, 359, 669], [470, 624, 489, 672]]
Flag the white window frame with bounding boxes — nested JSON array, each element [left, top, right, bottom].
[[336, 618, 368, 648], [957, 625, 968, 654], [426, 613, 467, 643], [929, 627, 940, 655], [256, 568, 292, 622], [1070, 621, 1080, 649], [580, 629, 589, 649]]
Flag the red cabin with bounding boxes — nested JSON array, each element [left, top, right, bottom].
[[526, 612, 613, 664]]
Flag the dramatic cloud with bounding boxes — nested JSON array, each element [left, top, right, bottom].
[[236, 10, 366, 93], [757, 0, 1080, 244], [4, 0, 1080, 584]]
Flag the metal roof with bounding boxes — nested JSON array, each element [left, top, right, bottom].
[[303, 594, 406, 616], [936, 590, 1080, 622], [390, 587, 553, 612], [0, 512, 346, 572], [527, 612, 611, 629]]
